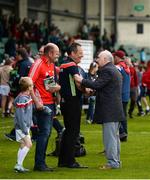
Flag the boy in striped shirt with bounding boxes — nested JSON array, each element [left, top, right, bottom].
[[14, 77, 33, 173]]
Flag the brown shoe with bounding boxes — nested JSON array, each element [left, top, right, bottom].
[[98, 150, 105, 154], [99, 164, 112, 170]]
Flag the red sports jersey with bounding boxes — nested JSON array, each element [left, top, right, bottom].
[[29, 56, 55, 104]]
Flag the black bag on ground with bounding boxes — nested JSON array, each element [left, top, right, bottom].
[[74, 143, 86, 157], [47, 133, 86, 157], [48, 135, 61, 156]]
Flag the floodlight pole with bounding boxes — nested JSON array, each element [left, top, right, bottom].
[[114, 0, 118, 43], [16, 0, 27, 20], [83, 0, 87, 24], [48, 0, 52, 28], [99, 0, 104, 38]]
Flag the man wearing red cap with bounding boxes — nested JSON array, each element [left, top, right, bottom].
[[113, 50, 125, 59], [113, 50, 130, 142]]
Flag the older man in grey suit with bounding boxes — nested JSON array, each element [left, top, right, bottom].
[[75, 50, 125, 169]]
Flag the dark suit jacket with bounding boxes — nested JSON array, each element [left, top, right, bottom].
[[82, 62, 125, 124]]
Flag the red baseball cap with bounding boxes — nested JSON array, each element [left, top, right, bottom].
[[113, 50, 125, 59]]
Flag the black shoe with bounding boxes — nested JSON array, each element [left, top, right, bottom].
[[58, 163, 67, 167], [4, 133, 16, 141], [33, 165, 53, 172], [120, 136, 127, 142], [68, 162, 88, 168], [120, 133, 127, 142], [137, 111, 145, 116], [128, 112, 133, 118], [146, 109, 150, 115]]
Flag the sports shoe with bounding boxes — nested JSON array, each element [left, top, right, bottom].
[[6, 109, 10, 116], [4, 133, 16, 141], [86, 120, 92, 124], [128, 112, 133, 118], [137, 111, 145, 116], [10, 113, 15, 117], [14, 164, 29, 173], [2, 113, 5, 118], [146, 109, 150, 115]]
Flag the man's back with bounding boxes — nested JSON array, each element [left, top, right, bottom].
[[94, 63, 124, 124]]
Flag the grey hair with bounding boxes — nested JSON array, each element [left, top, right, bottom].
[[99, 50, 114, 62]]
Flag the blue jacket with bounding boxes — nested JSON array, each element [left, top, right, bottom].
[[17, 58, 32, 77], [116, 66, 130, 102]]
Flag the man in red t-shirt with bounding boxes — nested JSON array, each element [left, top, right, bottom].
[[29, 43, 61, 171]]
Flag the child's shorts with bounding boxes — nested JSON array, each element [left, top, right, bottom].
[[16, 129, 30, 142], [0, 85, 10, 96]]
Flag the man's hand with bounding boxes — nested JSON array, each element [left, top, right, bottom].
[[35, 103, 43, 110], [74, 74, 83, 83], [30, 89, 43, 110], [85, 88, 95, 96], [48, 83, 61, 93]]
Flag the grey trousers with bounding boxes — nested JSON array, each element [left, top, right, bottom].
[[102, 122, 121, 168]]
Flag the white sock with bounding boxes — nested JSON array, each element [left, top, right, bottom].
[[146, 106, 150, 111], [17, 146, 30, 166]]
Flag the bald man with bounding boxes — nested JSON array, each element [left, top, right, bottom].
[[29, 43, 61, 171], [75, 50, 125, 169]]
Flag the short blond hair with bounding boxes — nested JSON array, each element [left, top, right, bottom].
[[19, 77, 33, 92]]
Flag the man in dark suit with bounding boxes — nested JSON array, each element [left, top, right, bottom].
[[75, 50, 125, 169]]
